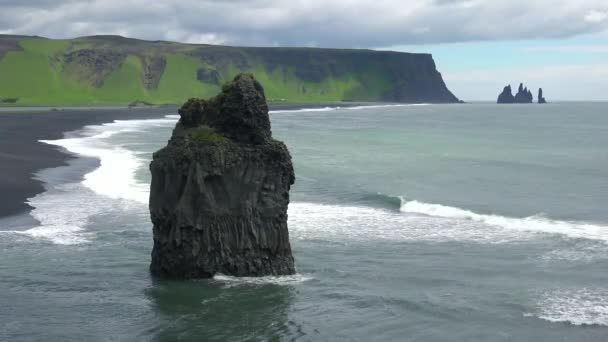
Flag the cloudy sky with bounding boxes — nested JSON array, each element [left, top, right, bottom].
[[1, 0, 608, 100]]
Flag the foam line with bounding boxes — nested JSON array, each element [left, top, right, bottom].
[[270, 103, 430, 114], [399, 197, 608, 242]]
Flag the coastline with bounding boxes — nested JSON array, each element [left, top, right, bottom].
[[0, 102, 422, 221], [0, 107, 173, 219]]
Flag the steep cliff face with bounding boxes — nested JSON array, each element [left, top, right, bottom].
[[204, 47, 460, 103], [0, 35, 460, 106], [149, 74, 296, 279]]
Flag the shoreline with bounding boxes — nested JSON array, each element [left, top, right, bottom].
[[0, 101, 404, 112], [0, 102, 422, 221], [0, 108, 172, 219]]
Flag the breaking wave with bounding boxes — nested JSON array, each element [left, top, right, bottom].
[[288, 193, 608, 244], [8, 111, 607, 247], [526, 288, 608, 326], [270, 103, 429, 114], [398, 197, 608, 243], [0, 115, 177, 245]]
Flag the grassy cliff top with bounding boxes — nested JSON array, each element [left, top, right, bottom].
[[0, 35, 458, 107]]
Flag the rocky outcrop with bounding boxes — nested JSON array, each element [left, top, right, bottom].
[[196, 67, 221, 85], [241, 47, 461, 103], [149, 73, 296, 279], [63, 49, 127, 87], [141, 56, 166, 90], [514, 83, 533, 103], [538, 88, 547, 104], [0, 38, 21, 61], [497, 83, 537, 104], [497, 85, 515, 103]]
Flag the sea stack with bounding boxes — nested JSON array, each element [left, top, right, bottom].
[[497, 83, 534, 104], [538, 88, 547, 104], [513, 83, 533, 103], [149, 73, 296, 278], [497, 85, 515, 103]]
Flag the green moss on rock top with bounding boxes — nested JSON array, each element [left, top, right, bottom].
[[190, 126, 228, 145]]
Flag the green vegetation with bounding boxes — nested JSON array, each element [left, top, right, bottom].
[[151, 54, 220, 102], [190, 126, 228, 145], [0, 35, 458, 106]]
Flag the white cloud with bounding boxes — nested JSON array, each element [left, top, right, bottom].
[[0, 0, 607, 47], [585, 9, 608, 23], [523, 45, 608, 53]]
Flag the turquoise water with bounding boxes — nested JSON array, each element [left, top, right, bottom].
[[1, 103, 608, 341]]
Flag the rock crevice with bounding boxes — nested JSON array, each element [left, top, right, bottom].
[[149, 73, 296, 278]]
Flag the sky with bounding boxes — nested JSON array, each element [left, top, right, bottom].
[[1, 0, 607, 101]]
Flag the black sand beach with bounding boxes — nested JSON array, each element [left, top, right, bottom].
[[0, 102, 366, 220], [0, 107, 174, 218]]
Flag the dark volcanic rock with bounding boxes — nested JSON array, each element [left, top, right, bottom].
[[0, 38, 21, 60], [514, 83, 533, 103], [538, 88, 547, 104], [141, 56, 166, 89], [497, 85, 515, 103], [64, 49, 126, 87], [196, 67, 221, 85], [196, 46, 460, 103], [498, 83, 535, 104], [149, 73, 296, 279]]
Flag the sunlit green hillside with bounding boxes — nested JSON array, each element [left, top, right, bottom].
[[0, 35, 459, 106]]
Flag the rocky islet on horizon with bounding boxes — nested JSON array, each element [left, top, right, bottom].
[[497, 83, 547, 104], [538, 88, 547, 104]]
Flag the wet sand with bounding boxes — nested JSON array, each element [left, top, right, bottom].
[[0, 107, 173, 218]]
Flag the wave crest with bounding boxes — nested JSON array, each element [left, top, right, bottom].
[[270, 103, 429, 114], [398, 197, 608, 243], [527, 288, 608, 326]]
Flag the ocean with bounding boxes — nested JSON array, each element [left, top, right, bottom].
[[1, 103, 607, 341]]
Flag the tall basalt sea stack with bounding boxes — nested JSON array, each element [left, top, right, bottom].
[[149, 74, 296, 278], [497, 85, 515, 103], [514, 83, 533, 103], [497, 83, 537, 104], [538, 88, 547, 104]]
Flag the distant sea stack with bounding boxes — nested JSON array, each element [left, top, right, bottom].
[[514, 83, 533, 103], [538, 88, 547, 104], [497, 85, 516, 103], [497, 83, 541, 104], [149, 73, 296, 278]]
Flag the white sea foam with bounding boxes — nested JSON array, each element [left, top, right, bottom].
[[0, 182, 118, 245], [288, 199, 608, 244], [213, 273, 313, 287], [527, 288, 608, 326], [5, 116, 178, 245], [270, 103, 429, 114], [270, 106, 340, 114], [13, 111, 608, 246], [540, 241, 608, 263], [288, 202, 530, 244], [398, 197, 608, 243], [41, 117, 177, 205]]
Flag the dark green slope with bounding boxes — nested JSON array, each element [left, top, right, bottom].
[[0, 35, 459, 106]]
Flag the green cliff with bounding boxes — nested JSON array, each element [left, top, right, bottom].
[[0, 35, 459, 106]]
